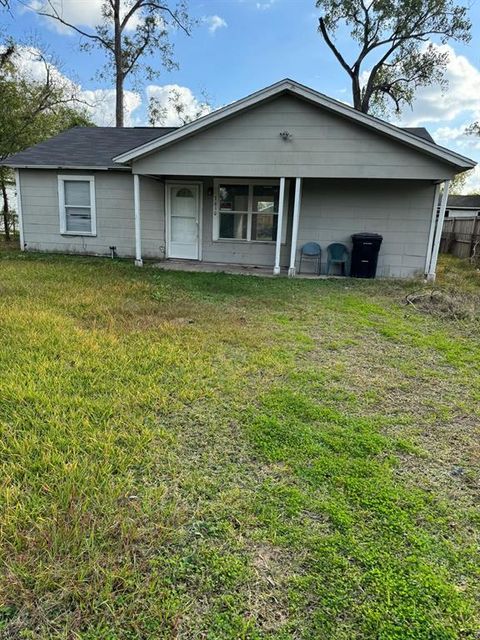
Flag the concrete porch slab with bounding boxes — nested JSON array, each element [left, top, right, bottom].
[[152, 259, 342, 278]]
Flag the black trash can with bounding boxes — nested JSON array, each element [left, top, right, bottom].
[[350, 233, 383, 278]]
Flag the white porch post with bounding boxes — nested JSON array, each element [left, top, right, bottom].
[[288, 178, 302, 277], [424, 182, 440, 276], [14, 169, 25, 251], [133, 174, 143, 267], [273, 177, 286, 275], [427, 179, 450, 281]]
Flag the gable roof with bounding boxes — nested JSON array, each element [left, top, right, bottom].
[[447, 194, 480, 208], [2, 122, 436, 170], [4, 126, 176, 169], [113, 79, 475, 171]]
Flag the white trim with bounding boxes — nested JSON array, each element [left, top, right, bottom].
[[212, 178, 287, 243], [14, 169, 25, 250], [444, 206, 480, 211], [273, 177, 286, 275], [6, 165, 128, 171], [57, 175, 96, 236], [427, 180, 450, 281], [425, 183, 440, 276], [288, 178, 302, 277], [134, 174, 143, 266], [165, 181, 203, 260], [113, 79, 475, 170]]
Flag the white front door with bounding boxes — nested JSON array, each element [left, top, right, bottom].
[[167, 183, 201, 259]]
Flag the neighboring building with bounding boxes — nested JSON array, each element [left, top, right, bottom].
[[445, 195, 480, 219], [4, 79, 476, 279]]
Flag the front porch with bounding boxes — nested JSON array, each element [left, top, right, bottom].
[[153, 258, 339, 278], [132, 175, 450, 280]]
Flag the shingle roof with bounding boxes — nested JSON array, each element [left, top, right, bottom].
[[3, 122, 436, 170], [401, 127, 435, 144], [447, 194, 480, 208], [3, 126, 177, 169]]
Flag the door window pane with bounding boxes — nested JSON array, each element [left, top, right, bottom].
[[171, 216, 197, 243], [176, 187, 194, 198]]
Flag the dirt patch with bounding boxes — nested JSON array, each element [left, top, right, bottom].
[[405, 288, 480, 322]]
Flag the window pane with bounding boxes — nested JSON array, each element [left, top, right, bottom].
[[66, 207, 92, 232], [176, 187, 194, 198], [219, 184, 248, 211], [251, 213, 277, 241], [253, 185, 279, 213], [64, 180, 90, 207], [219, 213, 247, 239]]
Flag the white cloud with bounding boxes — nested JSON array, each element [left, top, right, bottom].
[[146, 84, 211, 126], [399, 44, 480, 127], [5, 47, 210, 127], [27, 0, 104, 32], [204, 15, 227, 34], [81, 89, 142, 126], [433, 125, 480, 150], [256, 0, 276, 8], [5, 45, 142, 126], [27, 0, 142, 33]]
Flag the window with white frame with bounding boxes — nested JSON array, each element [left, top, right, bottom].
[[58, 175, 96, 235], [214, 180, 287, 243]]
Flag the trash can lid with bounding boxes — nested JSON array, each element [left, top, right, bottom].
[[351, 232, 383, 240], [352, 231, 383, 238]]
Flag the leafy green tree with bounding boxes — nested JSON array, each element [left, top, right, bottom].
[[0, 43, 92, 240], [316, 0, 471, 114], [36, 0, 191, 126]]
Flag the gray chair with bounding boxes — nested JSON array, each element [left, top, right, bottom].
[[299, 242, 322, 275]]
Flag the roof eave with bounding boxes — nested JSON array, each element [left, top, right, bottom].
[[4, 163, 131, 171], [112, 79, 476, 171]]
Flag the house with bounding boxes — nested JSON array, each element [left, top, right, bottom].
[[444, 194, 480, 219], [4, 79, 476, 280]]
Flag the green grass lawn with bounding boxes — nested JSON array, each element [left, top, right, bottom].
[[0, 247, 479, 639]]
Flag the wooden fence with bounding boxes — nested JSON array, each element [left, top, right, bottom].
[[441, 216, 480, 260]]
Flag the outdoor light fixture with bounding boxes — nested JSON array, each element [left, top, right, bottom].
[[279, 130, 292, 141]]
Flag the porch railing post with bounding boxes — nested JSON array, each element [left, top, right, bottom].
[[15, 169, 25, 251], [424, 182, 440, 277], [273, 177, 286, 275], [133, 174, 143, 267], [288, 177, 302, 277], [427, 179, 450, 281]]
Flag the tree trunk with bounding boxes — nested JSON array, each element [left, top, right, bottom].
[[114, 0, 124, 127], [115, 68, 124, 127], [1, 178, 10, 242], [351, 74, 363, 112]]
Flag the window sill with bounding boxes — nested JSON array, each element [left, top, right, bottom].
[[61, 232, 97, 237], [214, 238, 285, 246]]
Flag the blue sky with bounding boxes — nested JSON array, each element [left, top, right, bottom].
[[5, 0, 480, 188]]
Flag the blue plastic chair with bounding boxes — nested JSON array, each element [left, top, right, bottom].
[[299, 242, 322, 275], [327, 243, 349, 276]]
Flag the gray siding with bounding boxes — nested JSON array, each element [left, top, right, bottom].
[[19, 169, 434, 279], [20, 169, 165, 259], [296, 179, 435, 278], [133, 94, 456, 180]]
